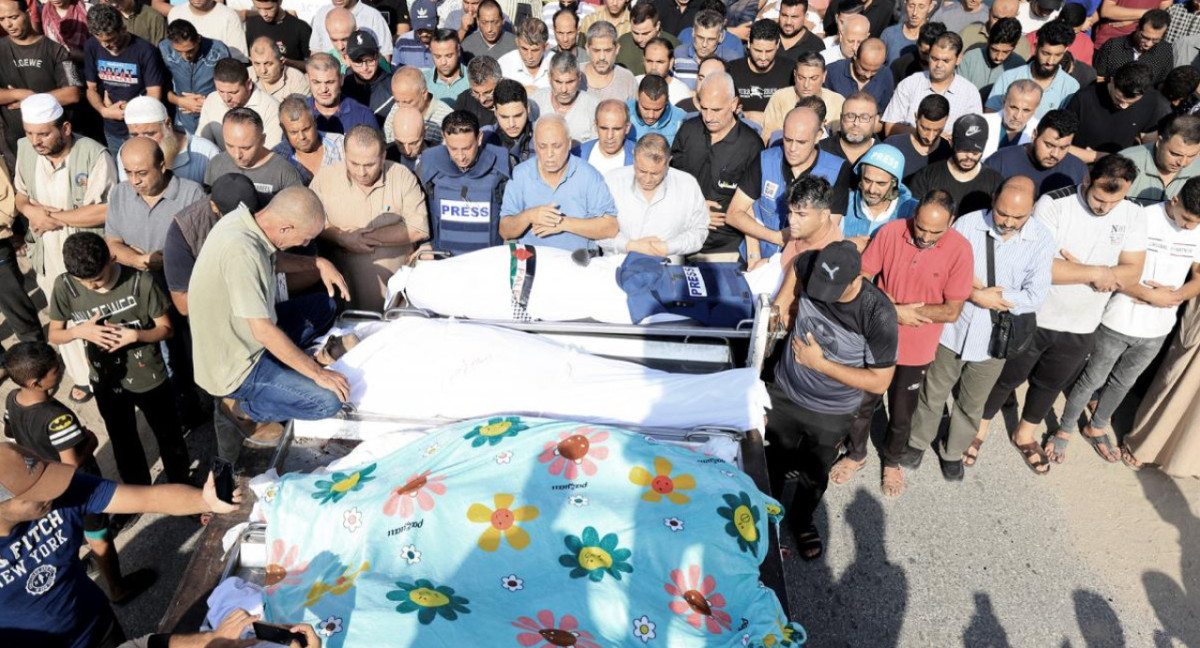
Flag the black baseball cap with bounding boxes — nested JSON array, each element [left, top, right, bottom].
[[797, 241, 861, 303], [211, 174, 261, 215], [347, 30, 380, 61], [953, 113, 988, 153]]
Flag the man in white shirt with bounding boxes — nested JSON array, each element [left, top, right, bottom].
[[982, 79, 1042, 159], [882, 32, 982, 137], [310, 0, 391, 55], [601, 133, 708, 256], [821, 13, 869, 64], [1055, 179, 1200, 463], [195, 58, 284, 149], [980, 154, 1146, 475], [637, 37, 692, 106], [499, 16, 554, 91], [168, 0, 249, 61], [574, 99, 634, 175], [531, 50, 599, 143]]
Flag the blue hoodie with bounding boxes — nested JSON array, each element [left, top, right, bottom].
[[840, 182, 918, 238]]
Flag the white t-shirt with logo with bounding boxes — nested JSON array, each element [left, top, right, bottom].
[[1033, 186, 1148, 334], [1101, 203, 1200, 338]]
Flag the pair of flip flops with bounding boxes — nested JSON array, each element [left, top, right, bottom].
[[1044, 427, 1121, 465]]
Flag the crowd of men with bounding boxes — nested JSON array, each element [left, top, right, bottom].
[[3, 0, 1200, 644]]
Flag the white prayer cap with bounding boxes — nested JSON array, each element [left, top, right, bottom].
[[124, 96, 169, 125], [20, 94, 63, 125]]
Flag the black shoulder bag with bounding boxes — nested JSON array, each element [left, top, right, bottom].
[[986, 234, 1038, 359]]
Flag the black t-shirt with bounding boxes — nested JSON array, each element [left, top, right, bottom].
[[983, 144, 1088, 198], [245, 13, 312, 62], [4, 392, 87, 463], [781, 30, 827, 59], [890, 52, 922, 83], [883, 133, 952, 185], [454, 90, 497, 127], [0, 37, 81, 153], [363, 0, 410, 36], [737, 148, 854, 215], [652, 0, 700, 37], [820, 135, 879, 164], [1066, 83, 1171, 154], [825, 0, 895, 37], [727, 56, 796, 113], [908, 160, 1003, 218], [670, 117, 765, 253]]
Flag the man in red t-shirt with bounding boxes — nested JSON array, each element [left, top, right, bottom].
[[829, 190, 975, 496]]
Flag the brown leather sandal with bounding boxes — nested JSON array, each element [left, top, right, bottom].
[[829, 456, 866, 485]]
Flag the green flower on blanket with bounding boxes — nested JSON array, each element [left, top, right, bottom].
[[311, 464, 377, 505], [464, 416, 528, 448], [387, 579, 471, 624], [559, 526, 633, 582], [717, 492, 761, 557]]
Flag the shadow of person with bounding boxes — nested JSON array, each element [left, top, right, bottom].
[[1072, 589, 1127, 648], [1137, 470, 1200, 648], [788, 489, 908, 647], [962, 592, 1012, 648]]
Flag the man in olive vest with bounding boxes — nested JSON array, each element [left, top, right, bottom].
[[14, 94, 116, 403]]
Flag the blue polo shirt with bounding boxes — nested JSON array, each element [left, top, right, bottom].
[[392, 32, 433, 69], [825, 58, 895, 111], [500, 155, 618, 251], [627, 99, 685, 144], [306, 96, 378, 134], [986, 65, 1080, 118], [158, 37, 228, 134]]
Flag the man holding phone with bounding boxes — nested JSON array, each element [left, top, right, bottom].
[[118, 608, 321, 648]]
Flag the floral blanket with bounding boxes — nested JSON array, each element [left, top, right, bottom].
[[261, 417, 805, 647]]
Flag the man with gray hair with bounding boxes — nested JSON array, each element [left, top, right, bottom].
[[499, 16, 554, 91], [584, 20, 639, 102], [601, 133, 709, 257], [670, 71, 765, 261], [388, 104, 432, 173], [122, 95, 221, 185], [250, 36, 313, 102], [499, 114, 619, 251], [274, 95, 346, 185], [384, 66, 455, 145], [981, 78, 1043, 158], [532, 51, 600, 143], [307, 52, 377, 134], [455, 55, 503, 127]]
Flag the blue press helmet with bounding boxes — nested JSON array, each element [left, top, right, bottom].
[[853, 143, 906, 183]]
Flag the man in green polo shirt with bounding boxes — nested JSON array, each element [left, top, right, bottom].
[[188, 186, 352, 461], [1119, 114, 1200, 204]]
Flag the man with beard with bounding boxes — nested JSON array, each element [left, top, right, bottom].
[[762, 53, 845, 139], [910, 114, 1004, 217], [883, 94, 951, 184], [159, 20, 229, 137], [463, 0, 517, 59], [880, 0, 933, 64], [245, 0, 312, 68], [83, 4, 166, 154], [627, 74, 686, 144], [574, 99, 634, 174], [486, 79, 536, 165], [274, 95, 346, 185], [500, 17, 555, 92], [1065, 62, 1171, 163], [616, 4, 679, 75], [583, 21, 639, 102], [0, 0, 84, 165], [455, 55, 502, 128], [958, 17, 1026, 101], [820, 91, 880, 165], [204, 108, 303, 204], [839, 142, 917, 249], [15, 94, 116, 404], [937, 0, 988, 33], [343, 30, 395, 121], [122, 96, 220, 185], [961, 0, 1032, 60], [196, 58, 284, 148], [778, 0, 825, 58], [727, 107, 853, 264], [825, 38, 894, 116], [728, 19, 793, 125], [250, 37, 312, 102], [392, 1, 435, 69], [1095, 9, 1172, 84], [841, 190, 972, 497], [425, 29, 469, 106], [981, 79, 1042, 158], [980, 155, 1145, 475], [985, 109, 1087, 197], [639, 38, 693, 106], [902, 176, 1053, 479], [987, 21, 1080, 119], [551, 9, 591, 67], [307, 52, 377, 134], [882, 32, 981, 138], [532, 51, 599, 143], [167, 0, 248, 61], [1119, 114, 1200, 203]]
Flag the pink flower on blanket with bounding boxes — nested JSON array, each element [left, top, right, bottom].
[[538, 428, 609, 480], [664, 565, 732, 634], [513, 609, 601, 648], [383, 471, 448, 518], [263, 540, 309, 595]]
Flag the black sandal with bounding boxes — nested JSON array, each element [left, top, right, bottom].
[[795, 525, 824, 561], [69, 384, 93, 404]]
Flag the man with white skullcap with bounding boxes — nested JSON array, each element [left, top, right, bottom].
[[121, 96, 221, 185], [13, 93, 117, 404]]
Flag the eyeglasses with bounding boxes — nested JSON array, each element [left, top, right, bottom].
[[842, 112, 876, 123]]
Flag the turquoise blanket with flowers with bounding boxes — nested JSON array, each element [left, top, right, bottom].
[[260, 417, 806, 648]]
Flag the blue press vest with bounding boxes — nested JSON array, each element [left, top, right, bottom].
[[420, 144, 512, 256], [617, 253, 754, 327], [747, 148, 847, 259]]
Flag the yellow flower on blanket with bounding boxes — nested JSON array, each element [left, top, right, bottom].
[[311, 464, 377, 505], [303, 561, 371, 608], [628, 457, 696, 504], [467, 493, 540, 551]]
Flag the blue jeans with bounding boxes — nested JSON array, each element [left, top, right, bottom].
[[104, 131, 127, 158], [215, 294, 341, 461], [1060, 325, 1168, 431]]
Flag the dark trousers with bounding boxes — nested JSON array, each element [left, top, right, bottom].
[[0, 239, 43, 347], [843, 363, 929, 466], [765, 384, 855, 533], [162, 308, 204, 426], [982, 327, 1096, 425], [94, 381, 191, 486]]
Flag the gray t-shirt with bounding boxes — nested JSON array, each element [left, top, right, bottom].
[[105, 174, 206, 255], [204, 152, 303, 205]]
